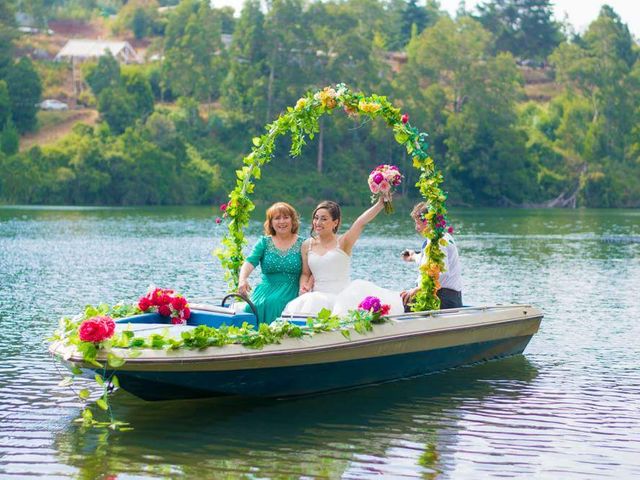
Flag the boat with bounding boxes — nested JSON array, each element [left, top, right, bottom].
[[49, 304, 543, 401]]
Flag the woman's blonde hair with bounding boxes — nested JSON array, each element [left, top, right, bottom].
[[264, 202, 300, 235]]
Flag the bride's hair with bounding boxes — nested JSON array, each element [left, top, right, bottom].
[[311, 200, 341, 236]]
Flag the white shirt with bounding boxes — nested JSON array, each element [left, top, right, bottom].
[[415, 233, 462, 292]]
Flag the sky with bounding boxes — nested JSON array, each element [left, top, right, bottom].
[[210, 0, 640, 38]]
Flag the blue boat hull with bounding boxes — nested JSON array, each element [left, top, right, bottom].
[[110, 333, 534, 401]]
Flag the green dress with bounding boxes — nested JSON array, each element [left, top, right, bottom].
[[245, 235, 304, 324]]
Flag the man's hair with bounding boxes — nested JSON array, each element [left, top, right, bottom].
[[410, 202, 430, 221]]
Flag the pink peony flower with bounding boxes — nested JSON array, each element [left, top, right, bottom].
[[379, 180, 391, 192], [373, 172, 384, 184], [171, 296, 187, 311], [138, 297, 151, 311], [359, 296, 382, 312], [370, 182, 380, 194], [78, 316, 116, 343]]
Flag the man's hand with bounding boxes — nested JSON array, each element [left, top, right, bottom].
[[400, 286, 420, 305], [400, 249, 416, 262]]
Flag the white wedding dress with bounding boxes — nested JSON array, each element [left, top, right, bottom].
[[282, 246, 404, 317]]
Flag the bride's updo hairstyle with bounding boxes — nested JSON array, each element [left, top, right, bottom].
[[311, 200, 341, 236]]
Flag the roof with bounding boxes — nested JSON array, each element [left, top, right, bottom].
[[55, 39, 141, 63]]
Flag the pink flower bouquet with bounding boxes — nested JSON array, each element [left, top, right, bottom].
[[368, 164, 402, 214], [138, 287, 191, 325], [358, 296, 391, 323]]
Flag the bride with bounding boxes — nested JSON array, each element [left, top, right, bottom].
[[282, 197, 403, 317]]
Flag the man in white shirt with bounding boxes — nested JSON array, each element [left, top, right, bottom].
[[400, 202, 463, 310]]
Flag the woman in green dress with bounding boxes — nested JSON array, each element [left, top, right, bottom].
[[237, 202, 307, 324]]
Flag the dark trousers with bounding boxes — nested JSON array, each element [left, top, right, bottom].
[[405, 288, 463, 312], [437, 288, 463, 309]]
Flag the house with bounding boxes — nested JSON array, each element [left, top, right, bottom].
[[55, 39, 142, 64]]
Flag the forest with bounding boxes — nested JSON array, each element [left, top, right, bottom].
[[0, 0, 639, 207]]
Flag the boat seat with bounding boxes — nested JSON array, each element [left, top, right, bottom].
[[189, 303, 236, 314]]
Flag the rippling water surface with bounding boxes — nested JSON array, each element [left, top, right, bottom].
[[1, 206, 639, 479]]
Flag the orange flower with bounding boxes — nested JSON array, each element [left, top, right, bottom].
[[358, 100, 381, 113], [314, 87, 338, 109]]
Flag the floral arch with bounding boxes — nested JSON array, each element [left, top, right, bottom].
[[216, 84, 449, 311]]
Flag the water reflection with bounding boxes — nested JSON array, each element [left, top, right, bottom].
[[54, 356, 538, 478]]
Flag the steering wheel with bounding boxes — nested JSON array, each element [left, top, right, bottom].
[[221, 292, 260, 325]]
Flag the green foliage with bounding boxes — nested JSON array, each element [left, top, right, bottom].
[[5, 57, 42, 133], [0, 119, 19, 155], [2, 0, 639, 208], [97, 86, 137, 135], [0, 1, 17, 78], [162, 0, 227, 102], [83, 53, 121, 97], [0, 111, 223, 205], [475, 0, 564, 59], [0, 80, 10, 129]]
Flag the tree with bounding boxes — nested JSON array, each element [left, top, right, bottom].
[[97, 86, 137, 134], [83, 52, 121, 97], [0, 80, 11, 129], [475, 0, 563, 59], [0, 0, 17, 79], [123, 70, 155, 121], [162, 0, 227, 102], [402, 17, 535, 204], [220, 0, 268, 126], [0, 119, 19, 155], [547, 6, 640, 206], [5, 58, 42, 133]]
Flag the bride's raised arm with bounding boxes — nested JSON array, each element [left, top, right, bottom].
[[339, 195, 388, 255]]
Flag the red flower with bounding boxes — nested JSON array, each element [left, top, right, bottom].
[[150, 288, 164, 305], [182, 307, 191, 319], [158, 305, 172, 317], [172, 316, 187, 325], [401, 113, 409, 124], [171, 296, 187, 311], [78, 316, 116, 343], [138, 297, 151, 311], [215, 217, 222, 224], [448, 226, 454, 234], [380, 304, 391, 315], [220, 203, 228, 212]]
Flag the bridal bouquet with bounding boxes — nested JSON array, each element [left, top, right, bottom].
[[138, 287, 191, 325], [368, 164, 402, 214]]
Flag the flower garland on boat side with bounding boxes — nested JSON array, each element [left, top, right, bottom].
[[51, 299, 392, 430], [216, 84, 448, 311]]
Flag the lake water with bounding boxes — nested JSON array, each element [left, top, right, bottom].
[[1, 206, 639, 479]]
